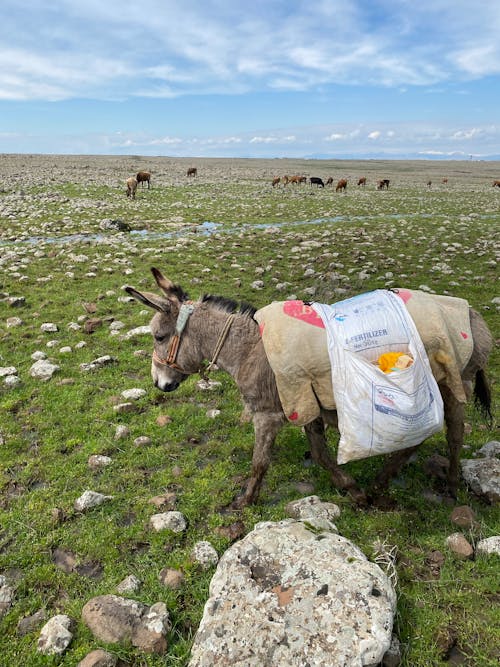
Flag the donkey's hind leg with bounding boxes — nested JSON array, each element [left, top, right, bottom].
[[440, 385, 464, 498], [231, 411, 285, 509], [304, 417, 367, 505]]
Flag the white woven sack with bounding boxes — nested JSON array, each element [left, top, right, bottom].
[[313, 290, 444, 463]]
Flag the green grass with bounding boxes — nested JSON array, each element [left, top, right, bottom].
[[0, 156, 499, 665]]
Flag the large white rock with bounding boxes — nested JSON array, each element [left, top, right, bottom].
[[188, 519, 396, 667]]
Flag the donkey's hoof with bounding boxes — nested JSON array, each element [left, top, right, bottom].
[[348, 487, 369, 507]]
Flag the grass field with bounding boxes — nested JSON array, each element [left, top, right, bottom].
[[0, 155, 499, 665]]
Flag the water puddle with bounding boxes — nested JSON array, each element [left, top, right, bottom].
[[0, 212, 495, 247]]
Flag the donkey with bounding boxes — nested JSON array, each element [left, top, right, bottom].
[[126, 268, 492, 508]]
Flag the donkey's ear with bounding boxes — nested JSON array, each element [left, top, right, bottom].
[[124, 286, 171, 313], [151, 268, 175, 294]]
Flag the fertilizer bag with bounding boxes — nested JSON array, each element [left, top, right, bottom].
[[313, 290, 444, 464]]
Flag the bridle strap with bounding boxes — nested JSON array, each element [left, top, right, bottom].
[[205, 313, 236, 373]]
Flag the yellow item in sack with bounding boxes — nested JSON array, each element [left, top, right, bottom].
[[377, 352, 414, 373]]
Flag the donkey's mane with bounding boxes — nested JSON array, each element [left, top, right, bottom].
[[201, 294, 257, 318]]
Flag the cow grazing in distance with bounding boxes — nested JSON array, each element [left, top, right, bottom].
[[310, 177, 324, 187], [136, 171, 151, 188]]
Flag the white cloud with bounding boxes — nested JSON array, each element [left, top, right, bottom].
[[1, 2, 500, 101], [368, 131, 381, 140]]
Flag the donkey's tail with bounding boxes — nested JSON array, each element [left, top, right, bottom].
[[473, 369, 492, 423]]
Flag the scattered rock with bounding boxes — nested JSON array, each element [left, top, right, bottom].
[[150, 511, 187, 533], [116, 574, 142, 593], [17, 609, 47, 636], [77, 648, 118, 667], [285, 495, 340, 532], [84, 318, 103, 334], [37, 614, 73, 655], [114, 425, 130, 439], [461, 458, 500, 504], [475, 536, 500, 556], [159, 568, 185, 589], [450, 506, 477, 529], [80, 355, 117, 372], [75, 490, 113, 511], [191, 541, 219, 569], [148, 492, 177, 509], [121, 388, 146, 401], [156, 414, 172, 426], [40, 322, 58, 333], [475, 440, 500, 459], [30, 359, 60, 380], [88, 455, 112, 470], [445, 533, 474, 559], [0, 575, 14, 618], [81, 595, 171, 654], [134, 435, 152, 446]]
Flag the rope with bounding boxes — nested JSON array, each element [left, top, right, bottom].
[[206, 314, 236, 372]]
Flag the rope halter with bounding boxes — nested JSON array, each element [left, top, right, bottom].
[[152, 302, 236, 377]]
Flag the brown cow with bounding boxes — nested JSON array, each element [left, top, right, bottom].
[[336, 178, 347, 192], [136, 171, 151, 189], [442, 178, 448, 184], [126, 176, 138, 199], [272, 177, 281, 187], [357, 177, 366, 187], [492, 180, 500, 187], [377, 179, 390, 190], [325, 177, 334, 186], [187, 167, 197, 177], [282, 175, 290, 185]]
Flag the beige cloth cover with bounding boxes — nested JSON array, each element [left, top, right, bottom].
[[254, 289, 473, 427]]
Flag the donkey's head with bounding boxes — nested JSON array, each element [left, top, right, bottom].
[[125, 268, 197, 392]]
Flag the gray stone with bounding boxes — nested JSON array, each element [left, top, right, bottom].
[[476, 536, 500, 556], [116, 574, 142, 593], [461, 458, 500, 504], [188, 519, 396, 667], [191, 541, 219, 569], [75, 490, 113, 511], [17, 609, 48, 636], [476, 440, 500, 459], [40, 322, 58, 332], [80, 355, 117, 372], [121, 388, 146, 401], [88, 455, 112, 470], [37, 614, 73, 655], [285, 495, 341, 533], [0, 575, 14, 618], [150, 511, 187, 533], [30, 359, 60, 380]]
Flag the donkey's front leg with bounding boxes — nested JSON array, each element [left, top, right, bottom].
[[304, 417, 367, 505], [232, 411, 285, 509]]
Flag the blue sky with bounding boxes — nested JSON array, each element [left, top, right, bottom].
[[1, 1, 499, 159]]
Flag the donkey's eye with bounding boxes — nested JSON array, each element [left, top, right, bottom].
[[154, 334, 167, 343]]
